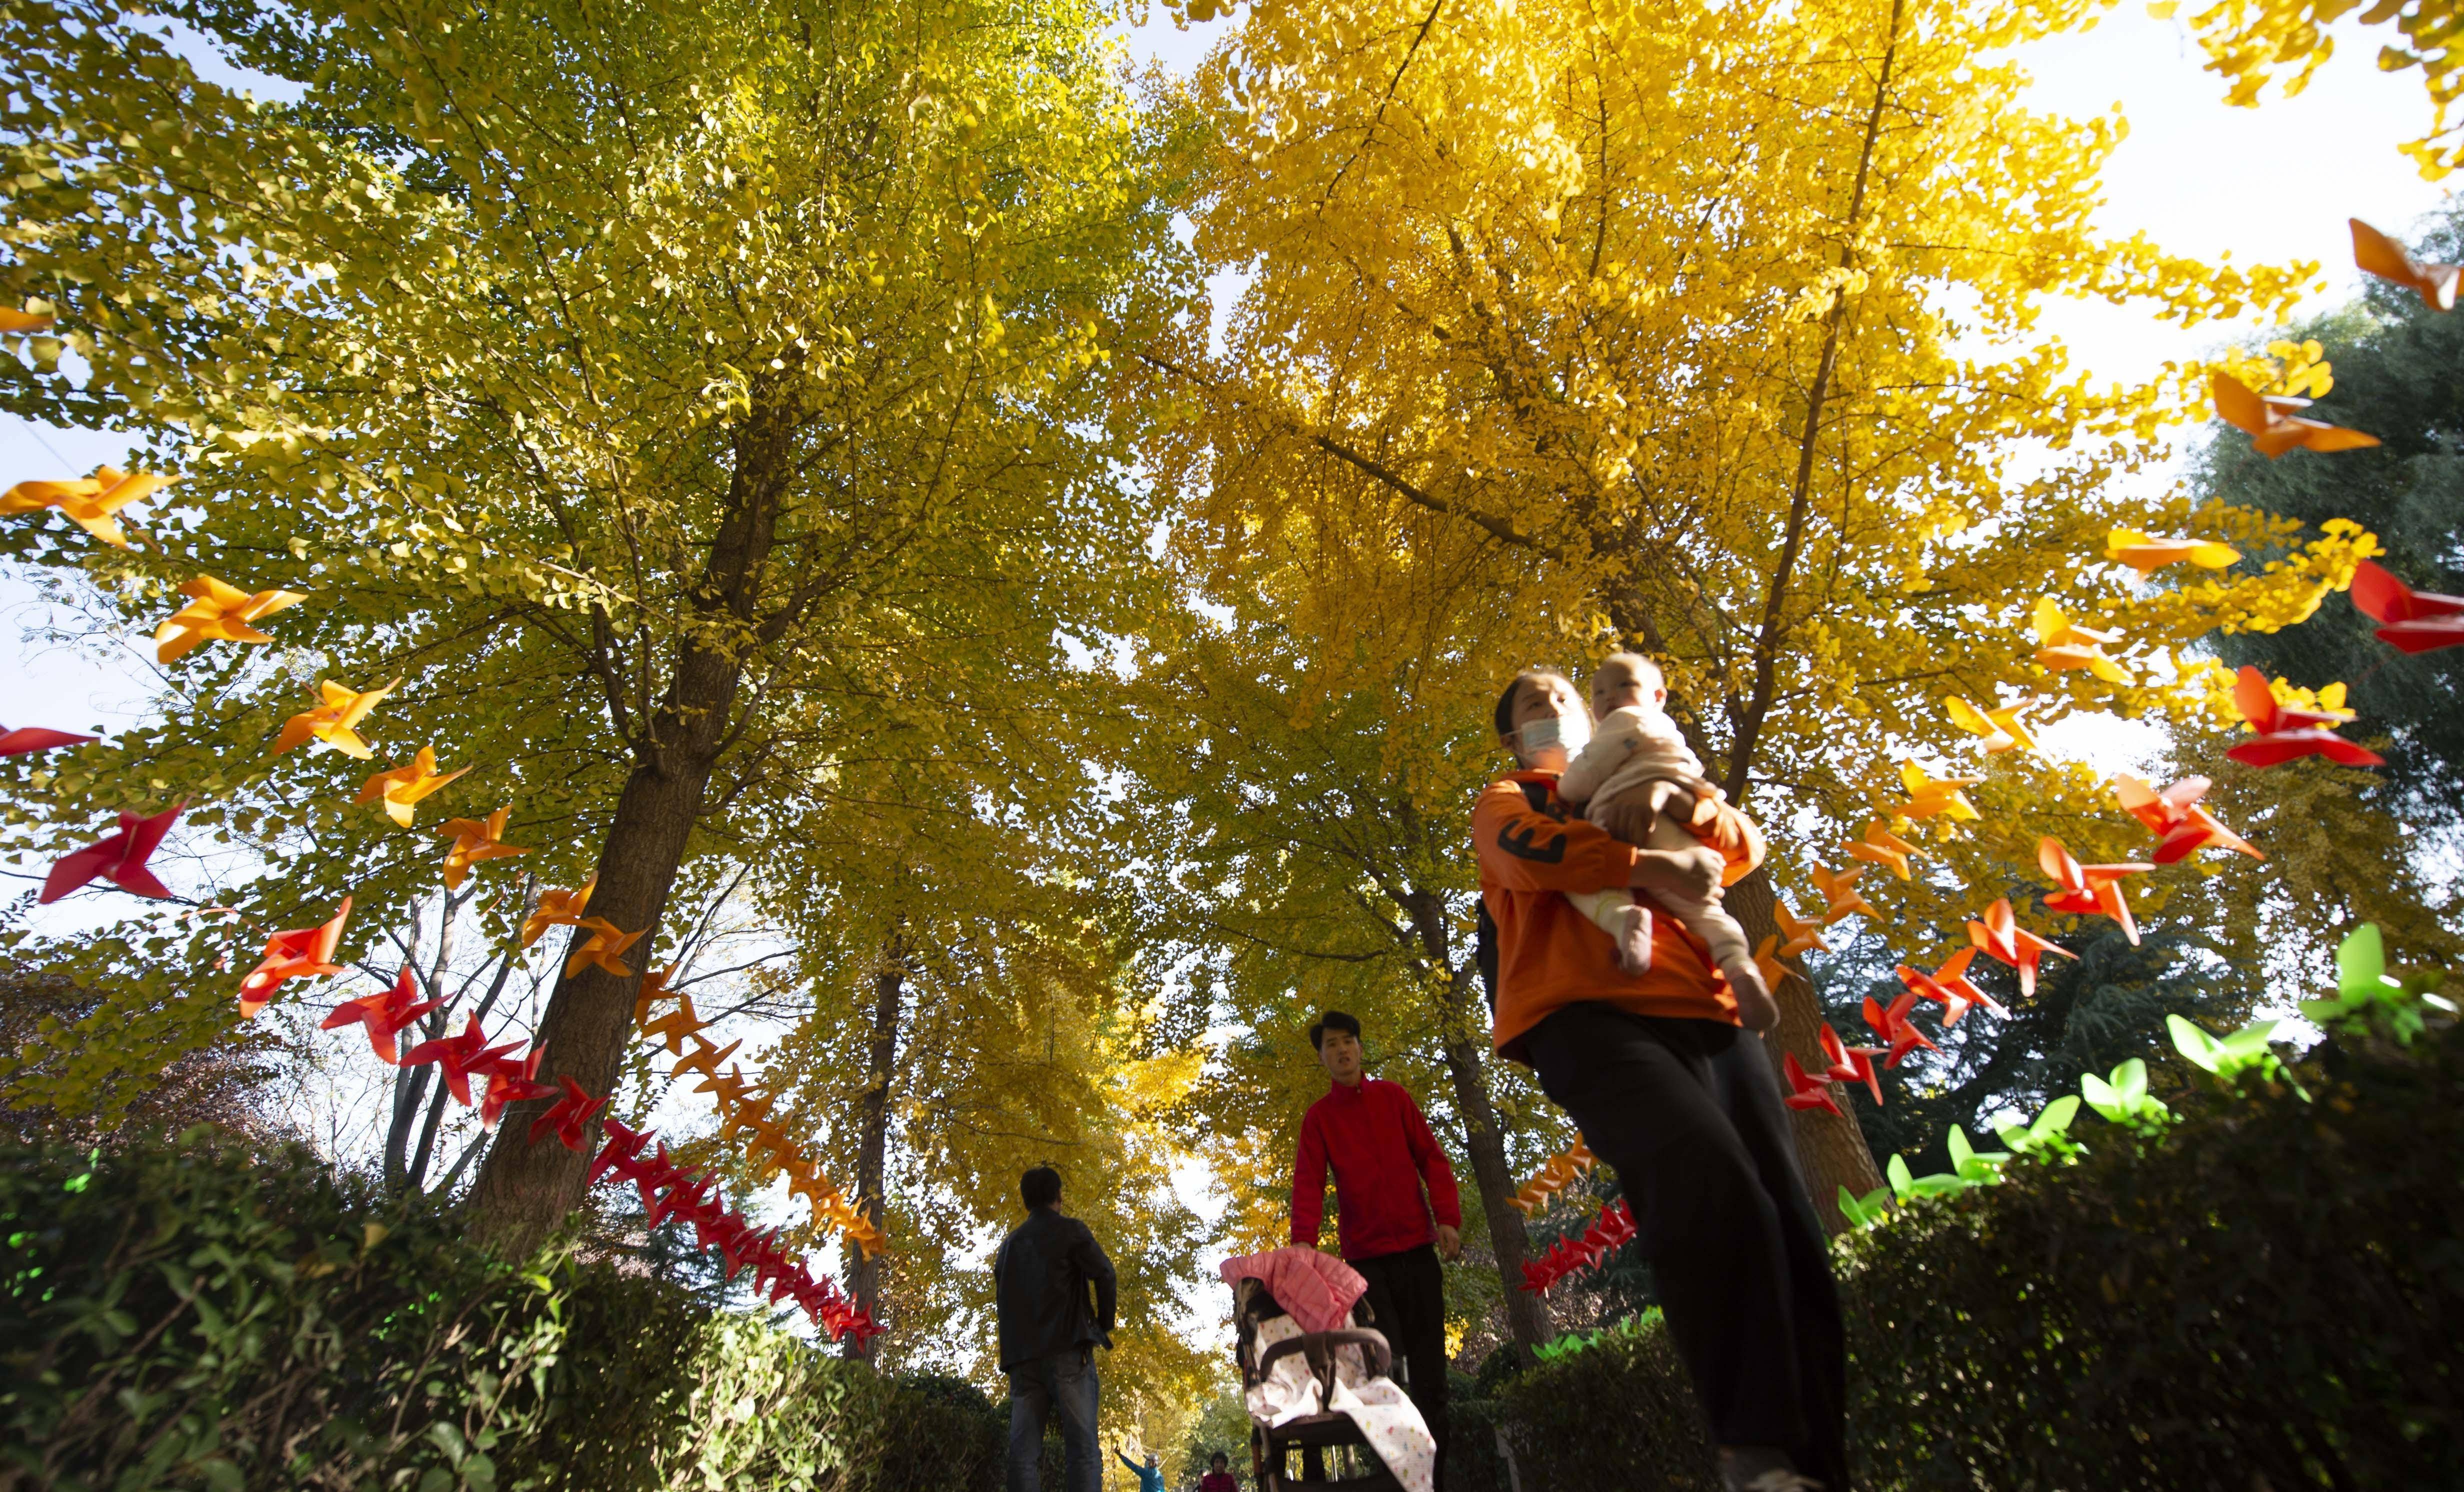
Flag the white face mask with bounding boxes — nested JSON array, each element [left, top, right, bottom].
[[1520, 712, 1590, 758]]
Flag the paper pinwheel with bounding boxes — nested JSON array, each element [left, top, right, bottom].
[[2110, 774, 2261, 862], [1862, 990, 1938, 1066], [1512, 1138, 1596, 1215], [0, 724, 96, 756], [2103, 529, 2240, 576], [1, 466, 166, 548], [238, 898, 352, 1018], [1818, 1023, 1886, 1106], [1964, 898, 2074, 998], [1809, 864, 1874, 924], [2037, 836, 2152, 944], [646, 1168, 719, 1230], [1773, 900, 1830, 958], [1844, 820, 1918, 880], [40, 803, 181, 902], [270, 677, 400, 758], [2352, 218, 2459, 310], [1519, 1199, 1640, 1294], [564, 916, 646, 978], [642, 992, 711, 1054], [320, 966, 440, 1064], [478, 1048, 556, 1128], [1895, 946, 1999, 1027], [403, 1014, 526, 1107], [520, 875, 597, 948], [696, 1064, 756, 1110], [1898, 760, 1981, 822], [2224, 666, 2384, 768], [716, 1088, 776, 1140], [0, 305, 53, 332], [2030, 598, 2130, 684], [2212, 372, 2380, 460], [589, 1117, 656, 1186], [356, 746, 472, 828], [154, 574, 306, 664], [672, 1034, 744, 1082], [1752, 935, 1789, 997], [1944, 695, 2039, 754], [632, 964, 680, 1026], [2350, 558, 2464, 654], [1782, 1052, 1843, 1116], [433, 806, 528, 890]]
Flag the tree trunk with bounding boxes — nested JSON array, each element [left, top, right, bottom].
[[1721, 868, 1882, 1232], [845, 940, 906, 1360]]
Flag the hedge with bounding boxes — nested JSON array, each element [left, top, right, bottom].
[[0, 1130, 1004, 1492], [1458, 1015, 2464, 1490]]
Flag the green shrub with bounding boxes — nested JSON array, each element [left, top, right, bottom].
[[0, 1130, 1006, 1492]]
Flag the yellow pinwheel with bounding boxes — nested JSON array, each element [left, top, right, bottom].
[[2030, 598, 2130, 684], [520, 875, 596, 948], [0, 304, 55, 333], [2, 467, 166, 550], [354, 746, 470, 828], [437, 806, 528, 888], [1809, 863, 1876, 924], [562, 916, 645, 978], [271, 677, 402, 758], [2104, 529, 2240, 576], [1944, 695, 2039, 754], [1898, 760, 1982, 822], [1773, 900, 1830, 958], [154, 574, 305, 664], [1844, 820, 1918, 880]]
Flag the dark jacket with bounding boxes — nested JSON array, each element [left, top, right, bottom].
[[993, 1206, 1117, 1370]]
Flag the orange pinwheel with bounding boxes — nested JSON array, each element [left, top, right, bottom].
[[696, 1064, 756, 1108], [632, 964, 681, 1027], [1, 466, 166, 549], [716, 1086, 776, 1138], [2224, 666, 2384, 768], [1894, 946, 1999, 1028], [2352, 218, 2458, 310], [154, 574, 306, 664], [1898, 760, 1981, 822], [438, 806, 527, 889], [1964, 898, 2075, 999], [238, 896, 352, 1018], [1862, 990, 1938, 1067], [1818, 1022, 1886, 1106], [1844, 820, 1918, 880], [520, 875, 597, 948], [320, 965, 440, 1064], [564, 916, 645, 978], [270, 676, 401, 758], [2030, 598, 2130, 684], [2037, 836, 2154, 946], [2103, 529, 2240, 576], [355, 746, 471, 827], [2110, 774, 2261, 864], [2211, 372, 2380, 460], [1809, 864, 1874, 925], [0, 304, 54, 332], [1781, 1052, 1842, 1116], [1944, 695, 2039, 754], [642, 992, 711, 1054], [672, 1034, 744, 1082], [2350, 558, 2464, 655], [1512, 1137, 1596, 1214], [1773, 900, 1830, 958], [1752, 935, 1790, 997]]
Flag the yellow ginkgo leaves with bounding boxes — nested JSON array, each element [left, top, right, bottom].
[[2031, 598, 2130, 684], [154, 576, 306, 664], [271, 678, 402, 758], [354, 746, 470, 827], [2, 467, 167, 549]]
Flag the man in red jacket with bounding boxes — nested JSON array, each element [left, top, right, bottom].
[[1291, 1010, 1462, 1476]]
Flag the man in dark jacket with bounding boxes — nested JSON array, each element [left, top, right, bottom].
[[994, 1164, 1117, 1492], [1290, 1010, 1463, 1478]]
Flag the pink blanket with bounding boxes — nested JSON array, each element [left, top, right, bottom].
[[1220, 1246, 1367, 1334]]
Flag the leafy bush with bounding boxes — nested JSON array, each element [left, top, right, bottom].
[[0, 1130, 1004, 1492]]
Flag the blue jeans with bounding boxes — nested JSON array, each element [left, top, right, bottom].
[[1006, 1346, 1100, 1492]]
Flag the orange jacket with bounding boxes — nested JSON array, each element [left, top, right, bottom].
[[1472, 770, 1765, 1058]]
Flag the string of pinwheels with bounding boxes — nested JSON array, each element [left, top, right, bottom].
[[1510, 218, 2463, 1296], [2, 309, 883, 1338]]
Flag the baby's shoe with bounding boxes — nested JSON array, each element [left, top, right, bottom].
[[1614, 902, 1654, 976], [1723, 958, 1781, 1032]]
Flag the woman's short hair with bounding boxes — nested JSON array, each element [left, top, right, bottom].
[[1021, 1164, 1062, 1210], [1494, 668, 1572, 738]]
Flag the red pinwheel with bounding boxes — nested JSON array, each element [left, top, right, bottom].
[[477, 1046, 556, 1128], [528, 1076, 608, 1150], [629, 1144, 682, 1214], [238, 897, 353, 1018], [40, 802, 182, 902], [646, 1168, 718, 1230], [2110, 774, 2262, 864], [1862, 990, 1938, 1066], [588, 1118, 656, 1186], [402, 1014, 525, 1107], [1818, 1023, 1886, 1106], [1893, 947, 1999, 1028], [2225, 666, 2383, 768], [0, 724, 96, 756], [320, 966, 440, 1064], [2038, 836, 2154, 945], [1782, 1052, 1843, 1116], [1964, 898, 2075, 1000], [2350, 558, 2464, 654]]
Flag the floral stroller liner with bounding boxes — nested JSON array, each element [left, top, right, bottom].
[[1236, 1276, 1436, 1492]]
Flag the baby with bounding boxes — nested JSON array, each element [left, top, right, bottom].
[[1555, 652, 1778, 1030]]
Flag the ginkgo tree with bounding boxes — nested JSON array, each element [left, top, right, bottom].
[[0, 0, 1187, 1254], [1134, 0, 2406, 1228]]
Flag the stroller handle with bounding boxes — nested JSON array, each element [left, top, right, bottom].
[[1256, 1326, 1394, 1387]]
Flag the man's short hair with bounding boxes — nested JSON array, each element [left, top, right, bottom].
[[1493, 668, 1572, 740], [1211, 1451, 1230, 1466], [1021, 1164, 1062, 1210], [1308, 1010, 1362, 1050]]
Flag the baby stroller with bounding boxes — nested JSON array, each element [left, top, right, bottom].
[[1235, 1275, 1411, 1490]]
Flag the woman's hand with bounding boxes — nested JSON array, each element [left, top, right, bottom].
[[1629, 844, 1722, 904]]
